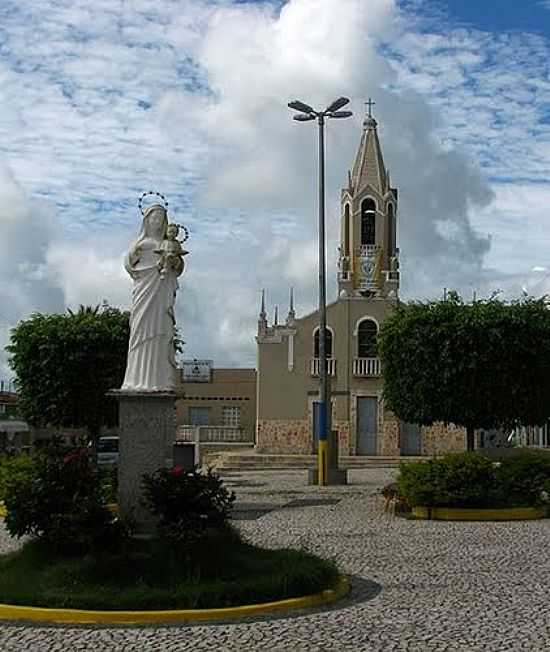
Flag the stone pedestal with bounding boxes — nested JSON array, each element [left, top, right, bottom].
[[109, 390, 176, 534]]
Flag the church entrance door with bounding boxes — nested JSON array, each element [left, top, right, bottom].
[[401, 422, 422, 455], [357, 397, 377, 455]]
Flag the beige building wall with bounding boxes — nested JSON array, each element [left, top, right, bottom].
[[176, 368, 256, 441], [256, 296, 401, 455]]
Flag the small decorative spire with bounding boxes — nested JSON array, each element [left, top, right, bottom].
[[287, 287, 296, 324], [274, 305, 278, 326], [260, 289, 266, 319], [258, 288, 268, 335]]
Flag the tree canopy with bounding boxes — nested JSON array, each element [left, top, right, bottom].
[[7, 305, 130, 440], [378, 292, 550, 450]]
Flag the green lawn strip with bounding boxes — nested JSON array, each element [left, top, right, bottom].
[[0, 534, 338, 610]]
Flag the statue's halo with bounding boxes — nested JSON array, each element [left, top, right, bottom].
[[138, 191, 169, 216]]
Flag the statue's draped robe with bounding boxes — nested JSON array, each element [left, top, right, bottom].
[[122, 238, 177, 391]]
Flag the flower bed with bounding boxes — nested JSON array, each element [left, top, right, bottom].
[[0, 445, 342, 614], [411, 505, 545, 521], [396, 449, 550, 519]]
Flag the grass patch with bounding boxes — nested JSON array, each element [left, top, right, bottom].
[[0, 528, 339, 610]]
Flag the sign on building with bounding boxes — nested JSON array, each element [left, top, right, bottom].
[[182, 359, 213, 383]]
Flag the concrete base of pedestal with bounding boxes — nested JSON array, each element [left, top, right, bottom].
[[307, 468, 348, 486], [109, 390, 175, 534]]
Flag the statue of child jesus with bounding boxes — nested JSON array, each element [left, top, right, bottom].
[[155, 223, 187, 279]]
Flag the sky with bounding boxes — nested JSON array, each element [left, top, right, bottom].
[[0, 0, 550, 379]]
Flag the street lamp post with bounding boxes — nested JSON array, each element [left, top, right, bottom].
[[288, 97, 352, 486]]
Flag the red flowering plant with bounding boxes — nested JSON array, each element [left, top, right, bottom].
[[4, 444, 126, 554], [142, 466, 236, 548]]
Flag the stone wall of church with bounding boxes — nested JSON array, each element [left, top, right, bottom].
[[421, 423, 466, 455], [256, 419, 352, 456], [333, 420, 351, 456], [380, 418, 400, 456], [256, 419, 311, 454]]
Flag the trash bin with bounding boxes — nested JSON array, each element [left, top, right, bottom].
[[173, 442, 195, 470]]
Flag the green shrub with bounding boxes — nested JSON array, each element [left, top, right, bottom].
[[143, 466, 236, 548], [397, 454, 495, 508], [397, 450, 550, 509], [4, 446, 126, 554], [0, 454, 35, 502], [491, 450, 550, 507], [397, 459, 440, 507], [99, 465, 118, 504], [432, 452, 496, 507]]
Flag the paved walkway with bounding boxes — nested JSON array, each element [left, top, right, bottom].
[[1, 468, 550, 651]]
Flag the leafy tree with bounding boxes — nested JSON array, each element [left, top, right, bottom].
[[378, 292, 550, 450], [7, 305, 129, 447]]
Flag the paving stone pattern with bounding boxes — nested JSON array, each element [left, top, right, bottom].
[[1, 469, 550, 651]]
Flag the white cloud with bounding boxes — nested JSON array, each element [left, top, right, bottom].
[[0, 0, 549, 377], [0, 163, 65, 378]]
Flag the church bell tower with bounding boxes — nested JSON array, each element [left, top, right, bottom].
[[337, 100, 400, 299]]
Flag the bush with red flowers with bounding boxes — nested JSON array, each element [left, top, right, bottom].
[[4, 444, 126, 554], [142, 466, 236, 548]]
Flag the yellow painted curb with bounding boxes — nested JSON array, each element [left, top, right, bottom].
[[412, 505, 546, 521], [0, 504, 116, 518], [0, 576, 349, 625]]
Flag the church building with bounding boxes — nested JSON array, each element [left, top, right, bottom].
[[178, 106, 467, 458], [254, 107, 465, 457]]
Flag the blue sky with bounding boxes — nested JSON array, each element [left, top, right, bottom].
[[444, 0, 550, 35], [0, 0, 550, 377]]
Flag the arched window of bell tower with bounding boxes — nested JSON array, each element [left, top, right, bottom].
[[343, 204, 350, 256], [357, 319, 378, 358], [361, 198, 376, 246], [387, 203, 394, 256]]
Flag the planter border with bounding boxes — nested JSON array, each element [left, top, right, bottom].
[[412, 505, 546, 521], [0, 503, 116, 518], [0, 576, 349, 625]]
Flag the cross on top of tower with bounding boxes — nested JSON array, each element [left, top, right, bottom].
[[365, 97, 376, 118]]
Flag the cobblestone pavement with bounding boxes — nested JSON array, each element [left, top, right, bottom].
[[1, 468, 550, 651]]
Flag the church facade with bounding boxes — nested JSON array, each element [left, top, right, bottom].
[[255, 110, 466, 457]]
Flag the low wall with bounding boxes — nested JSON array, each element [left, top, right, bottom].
[[256, 419, 311, 454], [422, 423, 466, 455], [381, 419, 400, 456]]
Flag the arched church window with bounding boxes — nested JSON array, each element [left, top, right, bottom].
[[314, 327, 333, 358], [361, 198, 376, 245], [343, 204, 350, 255], [357, 319, 378, 358], [387, 203, 394, 255]]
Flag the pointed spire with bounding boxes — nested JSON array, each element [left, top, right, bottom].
[[350, 98, 387, 195], [260, 289, 266, 319], [274, 305, 278, 326], [287, 287, 296, 325], [258, 288, 268, 335]]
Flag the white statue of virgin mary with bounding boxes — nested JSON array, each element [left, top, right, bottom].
[[121, 203, 184, 392]]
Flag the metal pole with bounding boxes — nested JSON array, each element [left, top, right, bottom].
[[317, 114, 328, 486]]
